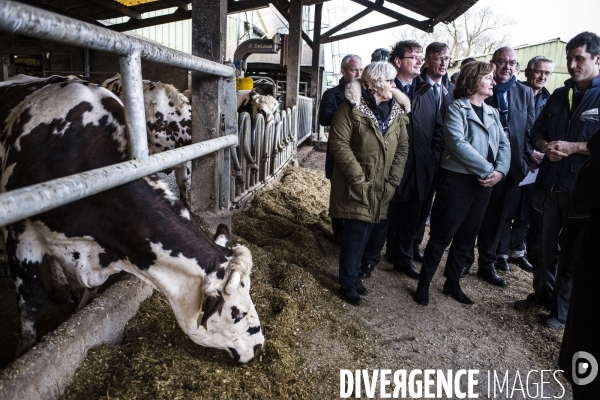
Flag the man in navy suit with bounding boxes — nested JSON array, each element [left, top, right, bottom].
[[476, 46, 535, 287]]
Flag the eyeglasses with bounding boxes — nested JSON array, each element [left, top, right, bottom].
[[429, 57, 452, 64], [492, 59, 518, 67], [400, 56, 424, 62], [384, 79, 395, 84], [531, 69, 552, 77]]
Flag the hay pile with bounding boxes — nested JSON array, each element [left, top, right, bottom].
[[62, 166, 366, 399], [61, 163, 568, 399]]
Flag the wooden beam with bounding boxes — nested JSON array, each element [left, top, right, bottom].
[[321, 20, 407, 43], [162, 0, 190, 12], [286, 0, 302, 109], [349, 0, 429, 32], [108, 8, 191, 32], [89, 0, 142, 20], [191, 0, 231, 229], [310, 3, 322, 138], [227, 0, 272, 14], [320, 5, 374, 41]]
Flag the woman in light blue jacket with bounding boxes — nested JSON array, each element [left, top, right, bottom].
[[414, 61, 511, 306]]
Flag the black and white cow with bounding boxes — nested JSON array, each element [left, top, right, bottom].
[[0, 75, 264, 363], [102, 74, 192, 207], [236, 90, 280, 124]]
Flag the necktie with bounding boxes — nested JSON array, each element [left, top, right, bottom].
[[433, 83, 440, 108], [403, 84, 410, 98]]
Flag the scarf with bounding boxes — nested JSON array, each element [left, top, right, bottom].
[[493, 75, 516, 130], [361, 88, 394, 133]]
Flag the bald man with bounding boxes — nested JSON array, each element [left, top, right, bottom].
[[475, 46, 535, 287]]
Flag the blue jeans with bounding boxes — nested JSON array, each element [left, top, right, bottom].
[[339, 219, 375, 287]]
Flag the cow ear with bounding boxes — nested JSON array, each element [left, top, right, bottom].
[[213, 224, 230, 248], [199, 290, 225, 330]]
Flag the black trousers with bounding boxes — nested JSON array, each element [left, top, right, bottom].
[[361, 200, 395, 266], [476, 176, 519, 269], [339, 219, 375, 287], [421, 169, 492, 283], [413, 171, 437, 251], [497, 183, 535, 258], [530, 190, 589, 321]]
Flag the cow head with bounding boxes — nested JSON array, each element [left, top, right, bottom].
[[188, 227, 264, 363]]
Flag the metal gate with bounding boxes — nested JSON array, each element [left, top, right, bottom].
[[0, 0, 237, 227]]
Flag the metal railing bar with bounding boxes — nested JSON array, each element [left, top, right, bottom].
[[0, 135, 237, 228], [119, 51, 149, 163], [0, 1, 234, 78]]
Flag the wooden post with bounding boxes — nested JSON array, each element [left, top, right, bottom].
[[310, 3, 322, 140], [285, 0, 303, 110], [191, 0, 231, 231]]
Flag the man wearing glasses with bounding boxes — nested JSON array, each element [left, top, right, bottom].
[[517, 32, 600, 330], [408, 42, 457, 265], [358, 40, 443, 280], [496, 56, 555, 277], [319, 54, 363, 242], [475, 46, 535, 288]]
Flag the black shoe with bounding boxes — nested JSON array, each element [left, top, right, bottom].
[[495, 258, 510, 272], [443, 280, 474, 304], [340, 286, 362, 305], [393, 261, 420, 279], [514, 299, 533, 311], [509, 256, 533, 273], [358, 263, 374, 278], [413, 247, 424, 263], [477, 266, 508, 287], [355, 279, 368, 296], [414, 281, 430, 305], [460, 265, 471, 279]]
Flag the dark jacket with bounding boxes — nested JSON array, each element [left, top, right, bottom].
[[420, 68, 455, 119], [558, 130, 600, 396], [395, 75, 444, 202], [485, 81, 535, 184], [329, 80, 410, 223], [520, 82, 551, 120], [319, 78, 349, 179], [532, 75, 600, 192]]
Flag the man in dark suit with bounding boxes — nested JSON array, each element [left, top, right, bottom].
[[359, 40, 444, 279], [410, 42, 455, 263], [476, 46, 535, 287]]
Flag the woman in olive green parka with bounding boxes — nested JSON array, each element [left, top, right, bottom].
[[328, 61, 410, 305]]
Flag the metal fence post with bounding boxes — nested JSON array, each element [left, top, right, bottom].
[[119, 51, 148, 163]]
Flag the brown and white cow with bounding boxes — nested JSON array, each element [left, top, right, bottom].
[[102, 74, 192, 207], [0, 75, 264, 363]]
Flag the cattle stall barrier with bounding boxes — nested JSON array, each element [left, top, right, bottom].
[[230, 107, 298, 204], [297, 95, 314, 144]]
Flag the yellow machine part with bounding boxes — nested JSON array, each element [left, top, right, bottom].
[[236, 77, 254, 91]]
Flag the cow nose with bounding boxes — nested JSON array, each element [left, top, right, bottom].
[[253, 343, 263, 356]]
